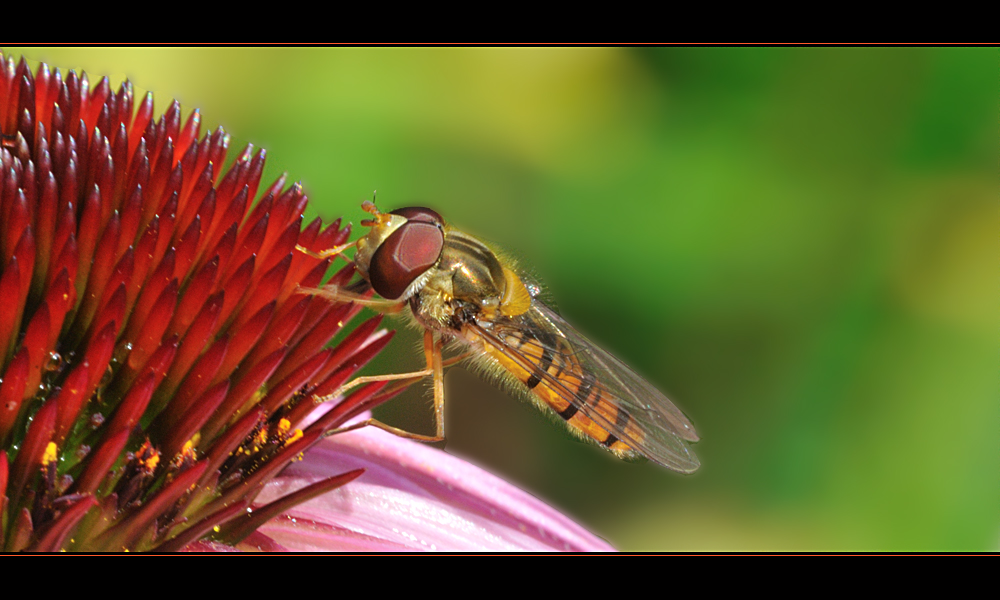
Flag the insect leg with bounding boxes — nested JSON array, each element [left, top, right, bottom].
[[428, 328, 445, 439], [321, 329, 447, 443], [295, 240, 358, 261], [297, 283, 407, 313]]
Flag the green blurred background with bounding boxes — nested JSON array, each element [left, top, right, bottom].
[[5, 47, 995, 551]]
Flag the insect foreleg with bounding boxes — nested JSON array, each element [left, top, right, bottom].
[[295, 240, 358, 261]]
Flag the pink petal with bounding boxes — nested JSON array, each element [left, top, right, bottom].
[[251, 426, 615, 552]]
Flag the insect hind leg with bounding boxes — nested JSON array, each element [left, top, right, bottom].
[[321, 330, 447, 443]]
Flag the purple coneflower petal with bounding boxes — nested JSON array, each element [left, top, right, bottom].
[[253, 422, 615, 552]]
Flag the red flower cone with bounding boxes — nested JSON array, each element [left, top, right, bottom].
[[0, 53, 613, 552]]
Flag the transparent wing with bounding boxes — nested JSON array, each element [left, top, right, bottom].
[[469, 300, 700, 473]]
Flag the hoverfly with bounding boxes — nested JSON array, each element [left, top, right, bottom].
[[299, 201, 700, 473]]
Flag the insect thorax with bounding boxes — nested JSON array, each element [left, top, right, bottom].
[[409, 229, 509, 329]]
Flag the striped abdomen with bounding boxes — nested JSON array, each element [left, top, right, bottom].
[[465, 323, 645, 459]]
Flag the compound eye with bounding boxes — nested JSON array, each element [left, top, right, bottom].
[[369, 221, 445, 299], [390, 206, 444, 227]]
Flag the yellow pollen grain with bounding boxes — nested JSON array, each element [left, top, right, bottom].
[[41, 442, 57, 467], [144, 453, 160, 471], [283, 429, 303, 447], [277, 418, 291, 434]]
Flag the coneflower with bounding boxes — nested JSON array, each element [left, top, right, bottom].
[[0, 53, 612, 552]]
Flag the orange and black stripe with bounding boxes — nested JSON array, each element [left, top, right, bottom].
[[469, 323, 644, 460]]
